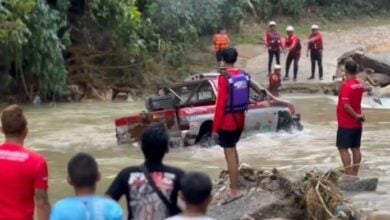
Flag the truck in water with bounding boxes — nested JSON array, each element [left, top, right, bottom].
[[114, 73, 303, 147]]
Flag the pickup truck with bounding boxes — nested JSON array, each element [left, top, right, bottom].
[[115, 73, 303, 147]]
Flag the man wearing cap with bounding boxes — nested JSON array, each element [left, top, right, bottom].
[[284, 26, 301, 81], [264, 21, 282, 76], [307, 25, 324, 80], [269, 64, 282, 97]]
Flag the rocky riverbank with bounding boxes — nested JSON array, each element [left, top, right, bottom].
[[208, 164, 386, 220]]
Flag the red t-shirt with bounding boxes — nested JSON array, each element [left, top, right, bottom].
[[337, 79, 364, 128], [213, 68, 246, 133], [285, 35, 301, 56], [0, 143, 48, 220], [308, 33, 323, 52]]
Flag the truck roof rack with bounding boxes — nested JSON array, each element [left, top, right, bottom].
[[184, 73, 219, 82]]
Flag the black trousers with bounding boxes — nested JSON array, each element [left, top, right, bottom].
[[285, 53, 300, 80], [310, 51, 323, 78], [268, 50, 280, 75]]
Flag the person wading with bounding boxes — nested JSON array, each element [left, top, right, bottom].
[[283, 26, 301, 81], [307, 24, 324, 80], [337, 60, 365, 177], [213, 27, 230, 67], [0, 105, 51, 220], [213, 48, 250, 204], [269, 64, 282, 97], [264, 21, 282, 76]]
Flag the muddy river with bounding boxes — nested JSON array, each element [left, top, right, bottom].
[[1, 95, 389, 211]]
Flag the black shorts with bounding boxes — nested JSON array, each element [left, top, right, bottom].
[[218, 129, 243, 148], [216, 51, 223, 62], [336, 127, 362, 149]]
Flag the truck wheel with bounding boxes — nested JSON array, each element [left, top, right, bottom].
[[199, 133, 217, 148], [277, 111, 294, 132]]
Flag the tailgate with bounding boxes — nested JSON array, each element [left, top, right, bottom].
[[115, 110, 180, 145]]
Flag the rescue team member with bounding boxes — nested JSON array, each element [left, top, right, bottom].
[[166, 172, 215, 220], [269, 64, 282, 97], [213, 48, 250, 203], [307, 24, 324, 80], [106, 123, 185, 220], [284, 26, 302, 81], [337, 60, 365, 177], [0, 105, 51, 220], [213, 27, 230, 67], [264, 21, 282, 76], [50, 153, 123, 220]]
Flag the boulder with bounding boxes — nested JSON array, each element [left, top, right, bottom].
[[339, 177, 379, 192], [368, 211, 390, 220], [372, 73, 390, 87], [209, 165, 358, 220]]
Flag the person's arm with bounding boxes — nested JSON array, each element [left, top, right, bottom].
[[35, 189, 50, 220], [106, 170, 126, 201], [288, 37, 298, 51], [212, 75, 228, 134], [34, 159, 50, 220], [264, 33, 269, 48], [341, 85, 364, 122]]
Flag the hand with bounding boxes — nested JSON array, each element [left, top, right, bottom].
[[356, 115, 365, 123], [212, 132, 219, 140]]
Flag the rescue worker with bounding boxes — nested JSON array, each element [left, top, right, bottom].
[[213, 48, 250, 204], [283, 26, 301, 81], [336, 60, 365, 177], [213, 27, 230, 67], [264, 21, 282, 76], [269, 64, 282, 97], [307, 25, 324, 80]]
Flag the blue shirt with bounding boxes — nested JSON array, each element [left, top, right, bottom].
[[50, 195, 124, 220]]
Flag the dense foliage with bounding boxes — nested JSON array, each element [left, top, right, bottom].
[[0, 0, 389, 101]]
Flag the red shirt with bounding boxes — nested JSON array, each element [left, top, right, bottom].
[[308, 33, 323, 52], [264, 31, 282, 51], [285, 34, 301, 56], [213, 68, 245, 133], [337, 79, 364, 128], [0, 143, 48, 220]]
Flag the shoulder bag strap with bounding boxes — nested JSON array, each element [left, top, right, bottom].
[[139, 165, 172, 208]]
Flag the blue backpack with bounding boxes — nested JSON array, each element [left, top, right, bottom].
[[222, 70, 251, 113]]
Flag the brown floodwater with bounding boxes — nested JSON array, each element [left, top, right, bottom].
[[1, 95, 389, 211]]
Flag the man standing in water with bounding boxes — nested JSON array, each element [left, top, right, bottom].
[[213, 27, 230, 67], [0, 105, 51, 220], [307, 25, 324, 80], [213, 48, 250, 203], [337, 60, 365, 177], [264, 21, 282, 76]]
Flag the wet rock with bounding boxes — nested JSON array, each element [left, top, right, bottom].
[[339, 177, 379, 192], [372, 73, 390, 87], [210, 165, 304, 220], [367, 211, 390, 220], [68, 84, 85, 101]]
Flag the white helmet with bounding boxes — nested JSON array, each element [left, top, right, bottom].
[[274, 64, 282, 70], [311, 24, 319, 30], [269, 21, 276, 26], [286, 26, 294, 32]]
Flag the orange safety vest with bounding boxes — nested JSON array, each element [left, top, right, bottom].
[[213, 34, 229, 52]]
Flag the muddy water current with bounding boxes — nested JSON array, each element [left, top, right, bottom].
[[1, 95, 390, 211]]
